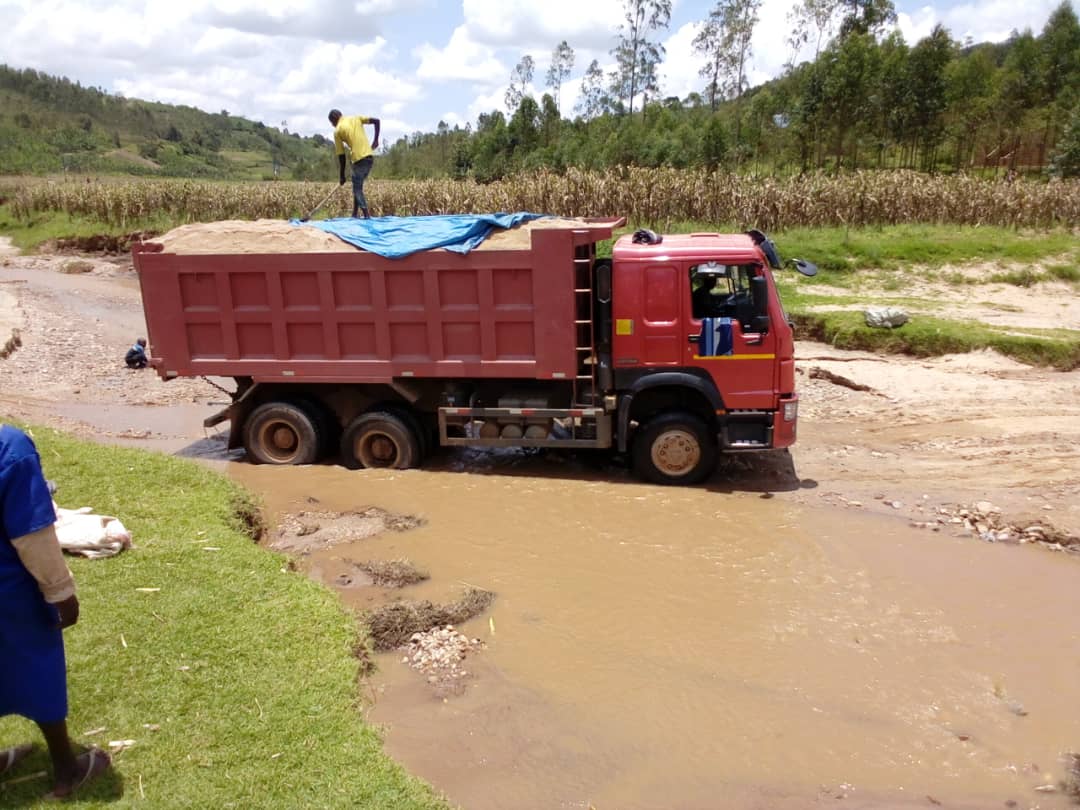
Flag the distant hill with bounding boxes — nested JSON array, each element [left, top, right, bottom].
[[0, 65, 338, 180]]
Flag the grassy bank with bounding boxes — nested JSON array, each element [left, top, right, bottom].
[[0, 425, 447, 809], [0, 204, 169, 252], [790, 311, 1080, 370]]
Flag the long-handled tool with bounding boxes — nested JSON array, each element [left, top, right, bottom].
[[300, 185, 342, 222]]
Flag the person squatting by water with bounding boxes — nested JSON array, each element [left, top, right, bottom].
[[0, 424, 111, 799], [329, 109, 380, 218], [125, 337, 148, 369]]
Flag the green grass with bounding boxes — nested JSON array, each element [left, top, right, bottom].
[[0, 425, 448, 810], [0, 205, 172, 252], [597, 222, 1080, 278], [791, 311, 1080, 370], [772, 224, 1080, 274]]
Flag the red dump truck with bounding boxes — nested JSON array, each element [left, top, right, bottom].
[[133, 218, 815, 484]]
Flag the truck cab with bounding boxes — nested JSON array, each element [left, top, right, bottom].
[[608, 230, 803, 484]]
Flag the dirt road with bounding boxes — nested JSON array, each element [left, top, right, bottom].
[[2, 244, 1080, 809]]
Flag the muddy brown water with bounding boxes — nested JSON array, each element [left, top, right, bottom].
[[229, 456, 1080, 810]]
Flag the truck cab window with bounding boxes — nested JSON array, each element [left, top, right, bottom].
[[689, 263, 759, 327]]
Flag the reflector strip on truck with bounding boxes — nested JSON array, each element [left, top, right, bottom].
[[692, 354, 776, 361]]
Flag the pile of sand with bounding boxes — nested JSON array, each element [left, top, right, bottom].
[[473, 217, 603, 250], [154, 219, 352, 254], [151, 217, 608, 255]]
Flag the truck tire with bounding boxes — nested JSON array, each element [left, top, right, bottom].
[[244, 402, 322, 465], [382, 404, 429, 461], [340, 411, 422, 470], [291, 396, 339, 458], [632, 411, 717, 485]]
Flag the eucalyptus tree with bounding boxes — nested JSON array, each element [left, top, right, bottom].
[[578, 59, 610, 120], [546, 41, 576, 117], [610, 0, 672, 116], [692, 0, 762, 155], [787, 0, 842, 62], [505, 55, 535, 113]]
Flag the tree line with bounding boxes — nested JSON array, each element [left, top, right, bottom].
[[379, 0, 1080, 180]]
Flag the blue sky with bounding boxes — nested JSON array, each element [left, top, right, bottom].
[[0, 0, 1063, 144]]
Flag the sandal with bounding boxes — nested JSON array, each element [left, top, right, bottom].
[[44, 747, 111, 800], [0, 744, 34, 777]]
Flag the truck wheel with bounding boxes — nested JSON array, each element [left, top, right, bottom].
[[382, 405, 429, 461], [632, 411, 716, 485], [291, 396, 339, 458], [340, 411, 421, 470], [244, 402, 322, 465]]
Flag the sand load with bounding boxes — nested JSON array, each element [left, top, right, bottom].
[[149, 216, 606, 255]]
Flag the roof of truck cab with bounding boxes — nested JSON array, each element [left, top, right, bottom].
[[613, 232, 762, 261]]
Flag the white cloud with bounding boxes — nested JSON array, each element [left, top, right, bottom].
[[414, 25, 507, 81], [659, 21, 704, 101], [198, 0, 425, 42], [461, 0, 625, 51], [465, 87, 508, 122], [897, 0, 1058, 45]]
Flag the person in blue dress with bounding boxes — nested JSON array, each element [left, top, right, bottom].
[[0, 425, 110, 798]]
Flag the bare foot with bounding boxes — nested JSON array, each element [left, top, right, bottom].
[[45, 747, 110, 800], [0, 743, 34, 776]]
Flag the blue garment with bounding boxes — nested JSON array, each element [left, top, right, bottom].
[[293, 212, 546, 259], [0, 425, 67, 724], [350, 156, 374, 213], [698, 317, 734, 357], [125, 343, 147, 369]]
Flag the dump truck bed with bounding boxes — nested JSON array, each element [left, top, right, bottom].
[[133, 218, 620, 384]]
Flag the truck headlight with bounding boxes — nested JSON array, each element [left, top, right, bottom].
[[783, 401, 798, 422]]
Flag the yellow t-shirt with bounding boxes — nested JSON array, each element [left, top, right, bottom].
[[333, 115, 373, 161]]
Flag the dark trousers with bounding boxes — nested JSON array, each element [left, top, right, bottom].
[[351, 156, 374, 215]]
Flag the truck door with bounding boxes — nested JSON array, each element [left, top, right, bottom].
[[637, 261, 683, 365], [684, 262, 777, 410]]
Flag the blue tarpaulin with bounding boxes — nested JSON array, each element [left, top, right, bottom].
[[291, 212, 546, 259]]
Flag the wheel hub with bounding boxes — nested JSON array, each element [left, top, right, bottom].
[[271, 425, 298, 452], [651, 429, 701, 477], [357, 432, 399, 467]]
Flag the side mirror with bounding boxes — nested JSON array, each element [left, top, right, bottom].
[[788, 258, 818, 277], [751, 275, 769, 317], [750, 276, 770, 334]]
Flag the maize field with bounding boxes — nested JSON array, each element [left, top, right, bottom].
[[5, 169, 1079, 230]]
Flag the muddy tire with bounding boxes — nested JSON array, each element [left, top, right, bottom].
[[244, 402, 322, 465], [340, 411, 422, 470], [382, 404, 429, 461], [632, 411, 716, 485], [292, 396, 339, 458]]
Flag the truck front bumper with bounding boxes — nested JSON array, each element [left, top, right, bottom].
[[773, 393, 798, 448]]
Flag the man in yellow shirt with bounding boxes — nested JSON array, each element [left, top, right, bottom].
[[329, 109, 381, 218]]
